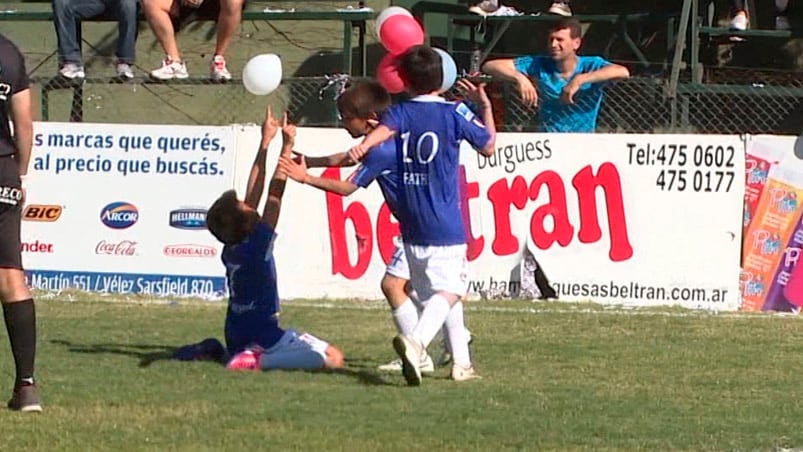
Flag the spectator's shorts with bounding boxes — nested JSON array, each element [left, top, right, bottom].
[[0, 156, 23, 270], [174, 0, 248, 31]]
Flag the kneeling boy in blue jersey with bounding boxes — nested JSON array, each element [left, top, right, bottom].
[[175, 105, 345, 372]]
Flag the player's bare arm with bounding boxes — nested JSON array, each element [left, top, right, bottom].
[[10, 88, 33, 178], [244, 105, 280, 209], [481, 59, 537, 107], [278, 155, 359, 196], [349, 125, 395, 162], [456, 79, 496, 156], [561, 63, 630, 104], [299, 151, 357, 169], [261, 115, 295, 229]]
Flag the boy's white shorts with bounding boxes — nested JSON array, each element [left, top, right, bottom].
[[385, 238, 410, 280], [404, 243, 468, 300]]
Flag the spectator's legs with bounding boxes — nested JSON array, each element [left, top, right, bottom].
[[115, 0, 138, 64], [52, 0, 105, 77], [142, 0, 188, 79], [142, 0, 181, 61], [209, 0, 243, 80], [775, 0, 790, 30], [213, 0, 243, 58]]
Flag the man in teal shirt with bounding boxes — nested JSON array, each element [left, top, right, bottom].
[[482, 18, 630, 133]]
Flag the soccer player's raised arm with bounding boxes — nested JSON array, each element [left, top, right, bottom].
[[456, 79, 496, 156], [278, 155, 359, 196], [244, 104, 279, 209], [261, 115, 295, 229]]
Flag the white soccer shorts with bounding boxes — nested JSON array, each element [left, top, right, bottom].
[[404, 243, 469, 300], [262, 329, 329, 370], [385, 238, 410, 280]]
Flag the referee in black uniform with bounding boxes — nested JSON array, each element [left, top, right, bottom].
[[0, 32, 40, 412]]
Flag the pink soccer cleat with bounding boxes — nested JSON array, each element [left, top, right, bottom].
[[226, 349, 262, 371]]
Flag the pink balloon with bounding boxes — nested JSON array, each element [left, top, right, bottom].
[[376, 53, 405, 94], [379, 14, 425, 56]]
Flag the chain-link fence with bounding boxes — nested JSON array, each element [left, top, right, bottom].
[[31, 74, 803, 134]]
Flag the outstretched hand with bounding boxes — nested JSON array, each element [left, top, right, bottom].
[[261, 104, 280, 144], [281, 112, 296, 156], [278, 154, 308, 183], [456, 78, 491, 110], [348, 143, 369, 163]]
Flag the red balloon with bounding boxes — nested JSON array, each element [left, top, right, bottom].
[[379, 14, 425, 56], [376, 53, 405, 94]]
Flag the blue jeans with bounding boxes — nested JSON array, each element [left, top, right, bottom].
[[52, 0, 138, 64]]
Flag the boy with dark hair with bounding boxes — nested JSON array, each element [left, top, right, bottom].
[[176, 104, 345, 372], [349, 45, 497, 386]]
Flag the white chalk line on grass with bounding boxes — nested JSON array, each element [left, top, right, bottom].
[[287, 300, 803, 320], [36, 291, 803, 320]]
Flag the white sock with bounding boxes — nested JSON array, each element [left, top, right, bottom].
[[444, 302, 471, 368], [411, 294, 452, 347], [392, 298, 419, 336]]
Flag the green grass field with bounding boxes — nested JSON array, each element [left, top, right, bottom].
[[1, 296, 803, 451]]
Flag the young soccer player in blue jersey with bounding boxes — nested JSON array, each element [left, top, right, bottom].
[[349, 45, 497, 386], [279, 79, 485, 374], [174, 104, 345, 372]]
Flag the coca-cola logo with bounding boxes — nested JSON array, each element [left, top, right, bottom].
[[163, 244, 217, 258], [95, 240, 137, 256]]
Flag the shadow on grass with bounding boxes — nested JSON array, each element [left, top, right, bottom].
[[50, 339, 178, 367], [50, 340, 397, 386]]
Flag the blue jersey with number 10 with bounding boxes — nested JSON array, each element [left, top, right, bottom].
[[381, 95, 492, 246]]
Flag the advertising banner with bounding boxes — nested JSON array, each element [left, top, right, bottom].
[[22, 122, 238, 298]]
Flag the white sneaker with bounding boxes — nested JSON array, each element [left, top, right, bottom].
[[776, 15, 791, 31], [59, 63, 85, 79], [392, 334, 424, 386], [150, 58, 189, 80], [116, 62, 134, 79], [378, 355, 435, 374], [729, 12, 749, 31], [451, 364, 482, 381], [468, 0, 498, 16], [548, 1, 572, 16], [210, 55, 232, 81]]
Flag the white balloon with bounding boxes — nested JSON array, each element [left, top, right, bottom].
[[433, 48, 457, 92], [242, 54, 283, 96], [376, 6, 413, 38]]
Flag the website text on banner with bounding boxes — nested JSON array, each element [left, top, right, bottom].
[[21, 122, 239, 298], [741, 135, 803, 313], [232, 127, 746, 310]]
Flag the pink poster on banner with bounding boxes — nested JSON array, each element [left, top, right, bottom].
[[761, 211, 803, 312], [741, 166, 803, 312], [743, 147, 781, 237]]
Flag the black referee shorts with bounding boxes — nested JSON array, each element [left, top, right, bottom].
[[0, 156, 23, 270]]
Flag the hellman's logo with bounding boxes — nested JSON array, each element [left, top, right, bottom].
[[169, 208, 207, 230]]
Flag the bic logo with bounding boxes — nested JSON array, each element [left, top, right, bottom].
[[23, 205, 63, 222]]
